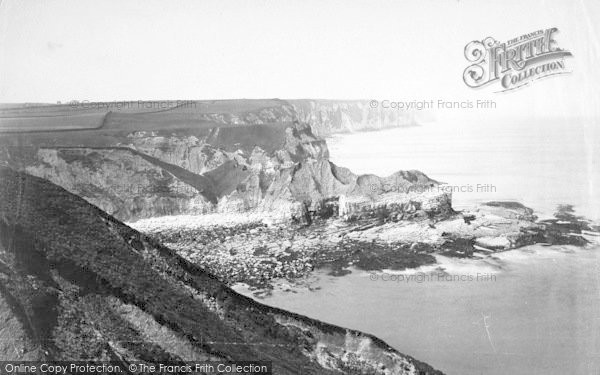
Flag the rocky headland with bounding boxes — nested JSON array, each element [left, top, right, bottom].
[[1, 99, 421, 222], [2, 100, 598, 293], [1, 100, 598, 372]]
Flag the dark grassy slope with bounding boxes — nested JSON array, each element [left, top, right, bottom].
[[0, 168, 443, 375]]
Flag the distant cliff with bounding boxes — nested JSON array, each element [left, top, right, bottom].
[[289, 100, 415, 136], [0, 99, 415, 136], [0, 167, 442, 374]]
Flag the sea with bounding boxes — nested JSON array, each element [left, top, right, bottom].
[[237, 117, 600, 375]]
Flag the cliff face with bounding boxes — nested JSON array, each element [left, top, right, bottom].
[[16, 123, 330, 221], [102, 99, 415, 136], [289, 100, 415, 136], [0, 101, 439, 222], [0, 167, 442, 374]]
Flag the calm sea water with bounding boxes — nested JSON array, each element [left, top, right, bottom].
[[328, 118, 600, 220], [237, 119, 600, 374], [242, 248, 600, 375]]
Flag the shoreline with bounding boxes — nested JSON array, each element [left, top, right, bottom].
[[231, 242, 598, 296], [130, 201, 600, 295]]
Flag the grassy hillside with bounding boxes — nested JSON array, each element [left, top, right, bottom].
[[0, 100, 291, 133], [0, 167, 442, 374]]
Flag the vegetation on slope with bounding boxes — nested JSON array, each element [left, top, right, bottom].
[[0, 167, 442, 375]]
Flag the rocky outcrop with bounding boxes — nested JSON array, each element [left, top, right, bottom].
[[0, 167, 442, 374], [338, 190, 452, 222], [131, 200, 599, 291]]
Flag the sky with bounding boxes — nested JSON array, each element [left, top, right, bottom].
[[0, 0, 599, 121]]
